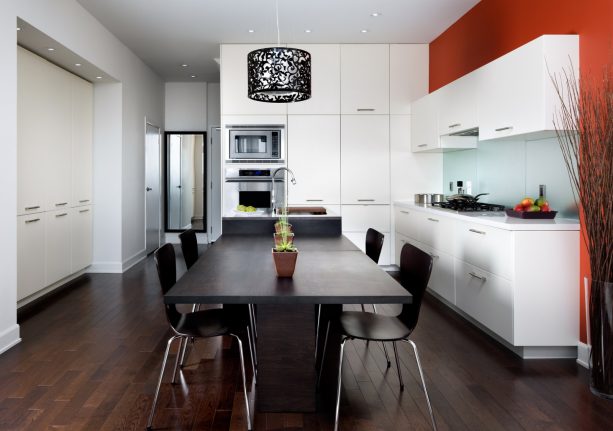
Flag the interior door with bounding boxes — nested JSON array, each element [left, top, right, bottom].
[[145, 123, 162, 254]]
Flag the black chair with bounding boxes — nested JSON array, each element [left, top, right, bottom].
[[318, 242, 437, 431], [147, 243, 254, 430], [179, 229, 199, 270]]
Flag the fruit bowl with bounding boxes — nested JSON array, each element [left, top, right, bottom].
[[505, 209, 557, 219]]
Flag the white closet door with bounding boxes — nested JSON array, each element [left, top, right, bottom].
[[71, 75, 93, 206], [17, 214, 46, 300], [45, 209, 72, 286], [71, 206, 93, 272]]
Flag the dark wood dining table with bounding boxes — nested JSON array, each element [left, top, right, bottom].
[[164, 234, 412, 412]]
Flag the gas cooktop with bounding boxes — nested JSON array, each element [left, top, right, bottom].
[[431, 201, 506, 213]]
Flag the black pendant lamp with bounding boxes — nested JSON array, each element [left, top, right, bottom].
[[247, 0, 311, 103]]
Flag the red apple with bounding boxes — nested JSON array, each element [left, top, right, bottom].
[[540, 203, 551, 212], [521, 197, 535, 208], [514, 204, 524, 212]]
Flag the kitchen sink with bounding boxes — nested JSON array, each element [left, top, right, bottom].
[[276, 206, 327, 215]]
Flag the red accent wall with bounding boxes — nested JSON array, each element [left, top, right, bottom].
[[430, 0, 612, 343]]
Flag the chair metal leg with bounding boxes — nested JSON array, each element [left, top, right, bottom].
[[147, 335, 180, 430], [172, 336, 186, 384], [248, 304, 257, 339], [314, 304, 321, 361], [360, 304, 366, 312], [382, 342, 391, 368], [392, 341, 404, 390], [317, 321, 331, 388], [334, 337, 348, 431], [230, 334, 253, 431], [404, 339, 437, 431], [372, 304, 377, 313], [179, 333, 190, 368], [246, 325, 257, 383]]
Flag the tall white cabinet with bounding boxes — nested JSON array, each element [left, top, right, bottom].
[[17, 47, 94, 303]]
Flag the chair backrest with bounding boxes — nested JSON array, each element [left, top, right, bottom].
[[179, 229, 199, 269], [365, 228, 385, 264], [153, 243, 182, 326], [398, 243, 434, 333]]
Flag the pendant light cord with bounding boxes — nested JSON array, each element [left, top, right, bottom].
[[276, 0, 280, 45]]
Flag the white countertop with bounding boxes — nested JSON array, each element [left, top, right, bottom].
[[394, 200, 580, 231]]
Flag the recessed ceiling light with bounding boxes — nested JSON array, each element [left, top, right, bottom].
[[181, 64, 189, 67], [190, 75, 197, 78], [75, 63, 82, 67], [248, 29, 255, 33], [47, 47, 55, 51], [16, 27, 21, 31], [96, 76, 102, 79], [361, 29, 369, 33], [305, 29, 312, 33], [371, 12, 381, 17]]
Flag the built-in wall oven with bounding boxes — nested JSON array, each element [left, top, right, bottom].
[[223, 167, 285, 216], [227, 125, 284, 160]]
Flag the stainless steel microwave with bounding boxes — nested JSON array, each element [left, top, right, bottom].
[[227, 125, 283, 160]]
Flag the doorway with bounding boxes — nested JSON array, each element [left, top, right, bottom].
[[145, 122, 162, 255]]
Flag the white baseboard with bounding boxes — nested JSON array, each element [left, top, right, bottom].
[[88, 261, 123, 273], [0, 324, 21, 355], [577, 342, 591, 368], [122, 249, 147, 272]]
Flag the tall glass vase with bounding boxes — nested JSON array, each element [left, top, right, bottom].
[[590, 280, 613, 399]]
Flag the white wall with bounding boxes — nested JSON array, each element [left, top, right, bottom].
[[165, 82, 207, 131], [207, 83, 221, 127], [0, 0, 165, 353]]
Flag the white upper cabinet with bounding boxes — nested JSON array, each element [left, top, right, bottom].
[[71, 75, 93, 206], [287, 115, 340, 204], [340, 45, 389, 114], [341, 115, 390, 204], [478, 35, 579, 141], [221, 44, 288, 116], [389, 44, 429, 115], [287, 45, 340, 115], [410, 92, 439, 152], [437, 70, 480, 136]]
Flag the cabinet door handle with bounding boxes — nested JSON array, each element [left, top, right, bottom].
[[495, 126, 513, 132], [55, 202, 68, 207], [79, 209, 90, 213], [449, 123, 461, 128], [306, 199, 323, 202], [25, 218, 40, 224], [56, 213, 68, 217], [25, 206, 40, 211], [427, 217, 439, 222], [469, 228, 486, 235], [357, 108, 375, 112], [357, 199, 375, 202], [79, 199, 90, 203], [469, 272, 487, 282], [146, 187, 153, 192], [399, 210, 409, 214], [417, 144, 427, 148]]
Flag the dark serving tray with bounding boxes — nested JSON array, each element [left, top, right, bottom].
[[505, 209, 557, 219]]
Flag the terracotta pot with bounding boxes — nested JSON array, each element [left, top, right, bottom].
[[272, 249, 298, 277], [274, 223, 293, 234], [273, 232, 295, 247]]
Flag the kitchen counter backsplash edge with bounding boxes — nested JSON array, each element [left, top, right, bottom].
[[394, 201, 579, 231]]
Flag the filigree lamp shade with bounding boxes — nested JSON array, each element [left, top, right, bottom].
[[247, 47, 311, 103]]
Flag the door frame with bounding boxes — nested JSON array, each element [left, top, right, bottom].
[[144, 120, 162, 254]]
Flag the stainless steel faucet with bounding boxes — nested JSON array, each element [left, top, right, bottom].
[[271, 167, 297, 214]]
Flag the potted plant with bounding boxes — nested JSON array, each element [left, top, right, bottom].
[[272, 208, 298, 277], [552, 66, 613, 398]]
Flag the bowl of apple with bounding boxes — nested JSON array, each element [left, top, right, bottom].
[[506, 197, 557, 219]]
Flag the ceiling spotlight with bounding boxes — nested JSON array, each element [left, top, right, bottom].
[[371, 12, 381, 17], [17, 27, 21, 31], [181, 64, 188, 67], [305, 29, 312, 33], [75, 63, 82, 67], [96, 76, 102, 79], [361, 29, 369, 33], [248, 29, 255, 33], [190, 75, 197, 78], [47, 47, 55, 51]]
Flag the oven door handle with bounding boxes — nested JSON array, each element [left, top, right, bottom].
[[225, 178, 284, 183]]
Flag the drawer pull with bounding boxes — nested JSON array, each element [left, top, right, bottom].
[[449, 123, 461, 128], [25, 218, 40, 224], [55, 202, 68, 207], [79, 199, 90, 203], [429, 253, 439, 259], [357, 108, 375, 112], [469, 228, 486, 235], [495, 126, 513, 132], [417, 144, 427, 148], [306, 199, 323, 202], [25, 206, 40, 211], [427, 218, 439, 222], [56, 213, 68, 217], [469, 272, 487, 282], [357, 199, 375, 202], [399, 210, 409, 214], [79, 209, 90, 213]]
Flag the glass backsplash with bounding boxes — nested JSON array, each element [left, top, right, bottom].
[[443, 137, 578, 219]]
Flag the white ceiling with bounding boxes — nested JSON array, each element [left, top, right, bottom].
[[76, 0, 480, 82]]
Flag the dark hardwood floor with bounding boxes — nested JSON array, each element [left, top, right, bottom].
[[1, 246, 612, 430]]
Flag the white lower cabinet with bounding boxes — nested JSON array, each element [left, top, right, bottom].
[[343, 204, 391, 265], [17, 214, 46, 301], [344, 231, 391, 266], [71, 206, 93, 272], [454, 260, 513, 343], [45, 210, 72, 286]]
